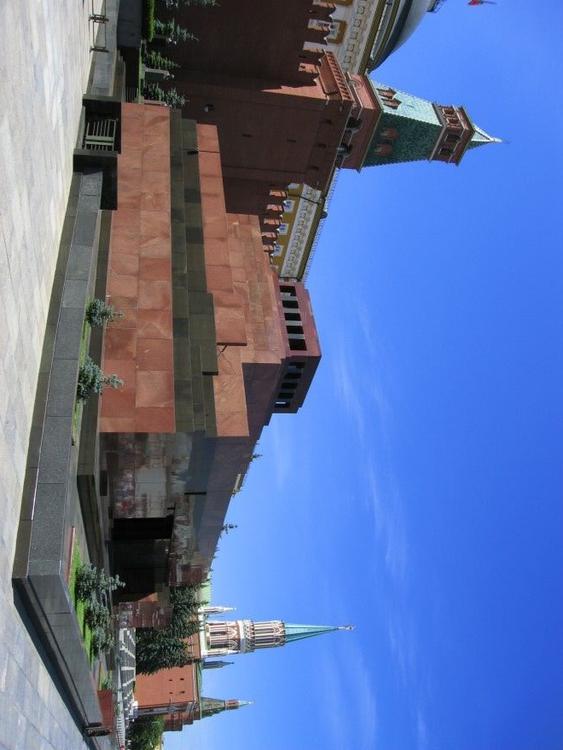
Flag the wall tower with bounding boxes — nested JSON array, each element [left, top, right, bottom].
[[362, 82, 500, 167], [200, 618, 353, 658]]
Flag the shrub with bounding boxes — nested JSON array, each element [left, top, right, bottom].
[[154, 18, 198, 44], [136, 630, 194, 674], [75, 563, 125, 602], [85, 298, 123, 327], [77, 357, 124, 401], [74, 563, 99, 601], [91, 627, 115, 657], [143, 50, 180, 71], [128, 716, 165, 750], [85, 600, 112, 630], [143, 83, 186, 108]]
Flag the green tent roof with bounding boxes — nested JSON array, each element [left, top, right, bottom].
[[467, 123, 502, 150], [283, 623, 353, 644]]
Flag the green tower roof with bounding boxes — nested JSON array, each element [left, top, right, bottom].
[[363, 82, 500, 166], [467, 123, 502, 150], [283, 623, 354, 644], [363, 82, 443, 166]]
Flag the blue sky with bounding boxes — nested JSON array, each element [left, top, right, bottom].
[[168, 2, 563, 748]]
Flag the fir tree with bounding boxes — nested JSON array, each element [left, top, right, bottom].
[[143, 83, 186, 108], [154, 18, 198, 44], [143, 50, 180, 72]]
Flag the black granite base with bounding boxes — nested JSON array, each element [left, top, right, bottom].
[[13, 171, 105, 730]]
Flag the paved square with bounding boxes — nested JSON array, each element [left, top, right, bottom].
[[0, 3, 108, 748]]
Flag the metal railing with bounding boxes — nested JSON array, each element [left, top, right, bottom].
[[83, 117, 118, 150], [90, 0, 109, 53]]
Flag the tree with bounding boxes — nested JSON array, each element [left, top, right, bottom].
[[136, 629, 193, 674], [136, 584, 202, 674], [77, 357, 124, 401], [143, 50, 180, 72], [154, 18, 198, 44], [85, 298, 123, 327], [143, 83, 186, 108], [128, 716, 165, 750]]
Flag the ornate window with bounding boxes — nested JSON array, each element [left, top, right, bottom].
[[326, 20, 347, 44]]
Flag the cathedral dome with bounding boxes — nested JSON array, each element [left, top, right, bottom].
[[368, 0, 441, 72]]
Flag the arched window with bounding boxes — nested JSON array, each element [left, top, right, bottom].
[[381, 127, 399, 141]]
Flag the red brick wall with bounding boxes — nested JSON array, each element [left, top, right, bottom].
[[100, 103, 175, 433], [177, 74, 352, 217], [136, 661, 198, 710], [159, 0, 331, 84]]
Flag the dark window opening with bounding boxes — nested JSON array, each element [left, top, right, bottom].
[[280, 285, 296, 296], [287, 138, 297, 144], [289, 339, 307, 351], [282, 381, 298, 390], [283, 299, 299, 309], [242, 133, 252, 138], [286, 325, 304, 334], [204, 104, 215, 112], [284, 372, 301, 380], [278, 391, 293, 400], [284, 312, 301, 321]]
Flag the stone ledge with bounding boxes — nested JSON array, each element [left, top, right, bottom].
[[12, 171, 105, 730]]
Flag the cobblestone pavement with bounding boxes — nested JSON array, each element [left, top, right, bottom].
[[0, 2, 104, 749]]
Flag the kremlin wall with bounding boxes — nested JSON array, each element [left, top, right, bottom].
[[11, 0, 499, 741]]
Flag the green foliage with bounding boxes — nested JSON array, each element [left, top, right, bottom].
[[74, 564, 123, 659], [143, 83, 186, 108], [136, 584, 201, 674], [128, 716, 165, 750], [144, 0, 156, 41], [91, 627, 115, 658], [75, 563, 125, 601], [84, 600, 112, 631], [100, 672, 113, 690], [85, 298, 123, 327], [136, 629, 193, 674], [77, 356, 124, 401], [154, 18, 198, 44], [143, 49, 180, 71]]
